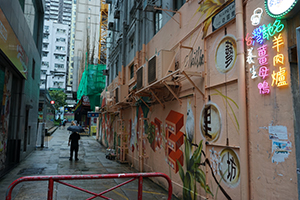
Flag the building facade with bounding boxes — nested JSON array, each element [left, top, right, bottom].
[[101, 0, 300, 199], [41, 21, 69, 90], [72, 0, 101, 98], [43, 0, 75, 108], [44, 0, 72, 25], [67, 0, 77, 88], [0, 0, 44, 177]]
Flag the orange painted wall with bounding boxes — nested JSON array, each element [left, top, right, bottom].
[[101, 0, 299, 199]]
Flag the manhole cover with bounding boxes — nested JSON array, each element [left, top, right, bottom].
[[18, 168, 45, 175]]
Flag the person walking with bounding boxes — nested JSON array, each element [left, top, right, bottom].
[[68, 131, 80, 161]]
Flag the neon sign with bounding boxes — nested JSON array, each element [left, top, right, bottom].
[[245, 18, 288, 94], [272, 67, 288, 87], [258, 80, 270, 94], [246, 47, 256, 64], [251, 8, 263, 26], [262, 20, 284, 40], [265, 0, 300, 19], [250, 66, 258, 79]]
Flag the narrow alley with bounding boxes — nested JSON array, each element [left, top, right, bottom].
[[0, 125, 175, 200]]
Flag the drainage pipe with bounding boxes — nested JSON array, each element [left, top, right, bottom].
[[235, 0, 250, 199]]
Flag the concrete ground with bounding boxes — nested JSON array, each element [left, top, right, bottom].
[[0, 124, 177, 200]]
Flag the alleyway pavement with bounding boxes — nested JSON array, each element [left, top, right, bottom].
[[0, 124, 177, 200]]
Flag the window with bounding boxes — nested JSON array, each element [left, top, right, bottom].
[[55, 63, 64, 68], [56, 46, 66, 51], [115, 60, 119, 77], [173, 0, 186, 11], [43, 43, 48, 48], [32, 59, 35, 79], [55, 55, 65, 61], [44, 25, 49, 31], [154, 11, 162, 34], [42, 61, 49, 67], [41, 70, 47, 75], [56, 37, 66, 42], [129, 34, 134, 50], [56, 28, 66, 33], [130, 64, 134, 79], [42, 52, 48, 57], [43, 34, 49, 39]]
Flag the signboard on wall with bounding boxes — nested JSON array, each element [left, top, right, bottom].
[[0, 8, 28, 79], [265, 0, 300, 18], [87, 112, 99, 118], [212, 1, 235, 32]]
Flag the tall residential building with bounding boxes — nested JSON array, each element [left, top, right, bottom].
[[66, 0, 77, 105], [43, 0, 74, 106], [0, 0, 44, 177], [72, 0, 101, 98], [45, 0, 72, 25], [41, 21, 69, 90]]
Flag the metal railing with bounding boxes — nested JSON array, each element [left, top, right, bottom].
[[6, 172, 172, 200]]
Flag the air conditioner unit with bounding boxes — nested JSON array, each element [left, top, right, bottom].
[[105, 91, 113, 106], [108, 22, 114, 31], [148, 50, 175, 84], [115, 85, 128, 103], [136, 64, 146, 90]]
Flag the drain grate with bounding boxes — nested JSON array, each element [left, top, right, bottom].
[[18, 168, 45, 175]]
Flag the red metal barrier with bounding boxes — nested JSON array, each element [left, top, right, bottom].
[[6, 172, 172, 200]]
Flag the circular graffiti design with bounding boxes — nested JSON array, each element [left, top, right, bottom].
[[200, 102, 222, 142]]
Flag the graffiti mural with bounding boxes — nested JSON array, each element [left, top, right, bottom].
[[147, 117, 163, 152], [129, 116, 137, 152], [165, 110, 184, 173], [219, 148, 240, 188], [200, 102, 222, 142], [183, 46, 204, 68], [186, 100, 195, 143], [0, 69, 12, 170], [178, 138, 213, 199], [215, 35, 237, 74]]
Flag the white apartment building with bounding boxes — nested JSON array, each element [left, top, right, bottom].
[[45, 0, 72, 25], [41, 21, 69, 90], [68, 0, 77, 87]]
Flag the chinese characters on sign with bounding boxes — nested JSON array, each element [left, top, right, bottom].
[[215, 35, 237, 73], [272, 33, 287, 87], [225, 41, 234, 68], [219, 148, 240, 187], [246, 17, 287, 95], [212, 1, 235, 32]]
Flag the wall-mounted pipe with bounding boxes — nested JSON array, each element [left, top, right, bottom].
[[236, 0, 250, 199]]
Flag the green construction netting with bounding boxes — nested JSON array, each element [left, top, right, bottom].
[[77, 64, 106, 110]]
